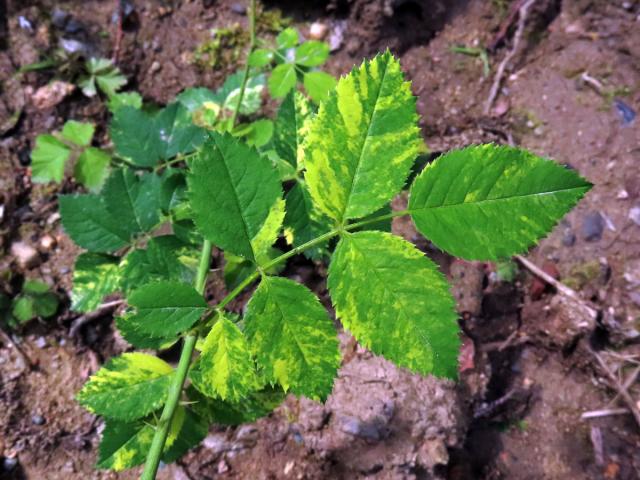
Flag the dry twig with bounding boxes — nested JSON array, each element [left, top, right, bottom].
[[484, 0, 537, 115], [581, 407, 630, 420], [515, 254, 598, 322], [69, 300, 125, 338], [592, 350, 640, 428]]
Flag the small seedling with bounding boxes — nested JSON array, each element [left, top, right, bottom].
[[1, 280, 59, 329], [35, 2, 591, 478]]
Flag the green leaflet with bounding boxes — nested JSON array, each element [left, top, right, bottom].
[[268, 63, 297, 98], [187, 132, 282, 262], [244, 276, 340, 400], [31, 134, 71, 183], [75, 147, 111, 192], [295, 41, 330, 67], [71, 253, 120, 313], [120, 281, 207, 338], [61, 120, 95, 146], [77, 352, 174, 421], [111, 103, 206, 167], [302, 71, 336, 104], [9, 280, 59, 326], [328, 231, 459, 378], [119, 236, 198, 294], [274, 92, 313, 169], [304, 51, 420, 223], [102, 168, 162, 235], [283, 181, 331, 260], [190, 315, 258, 401], [97, 406, 185, 471], [59, 194, 130, 252], [408, 145, 593, 260]]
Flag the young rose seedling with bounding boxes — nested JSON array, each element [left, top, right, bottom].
[[51, 5, 591, 478]]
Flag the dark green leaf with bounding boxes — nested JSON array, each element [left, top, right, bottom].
[[122, 281, 207, 338], [102, 168, 162, 235], [187, 132, 282, 262], [59, 194, 130, 252]]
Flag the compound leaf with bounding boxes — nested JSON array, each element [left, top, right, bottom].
[[77, 352, 174, 421], [304, 51, 420, 223], [274, 91, 313, 168], [31, 134, 71, 183], [71, 253, 120, 313], [408, 145, 593, 260], [190, 315, 257, 401], [122, 281, 207, 338], [59, 193, 130, 252], [328, 231, 459, 378], [188, 132, 282, 262], [244, 276, 340, 400]]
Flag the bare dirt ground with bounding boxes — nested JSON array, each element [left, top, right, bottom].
[[1, 0, 639, 479]]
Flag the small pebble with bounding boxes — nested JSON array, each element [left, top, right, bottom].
[[230, 3, 246, 14], [309, 21, 329, 40], [582, 212, 605, 242], [34, 336, 47, 349], [51, 9, 69, 29], [629, 206, 640, 227], [149, 61, 161, 74], [2, 456, 18, 472], [562, 231, 576, 247], [40, 234, 56, 250], [11, 241, 40, 268], [64, 18, 84, 34], [31, 414, 45, 426], [617, 189, 629, 200]]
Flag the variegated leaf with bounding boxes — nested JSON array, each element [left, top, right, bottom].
[[304, 51, 421, 223]]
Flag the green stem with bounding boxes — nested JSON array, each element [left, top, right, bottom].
[[141, 241, 212, 480], [230, 0, 256, 128], [141, 0, 258, 475], [216, 209, 410, 311]]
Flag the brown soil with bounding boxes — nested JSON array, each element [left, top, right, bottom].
[[1, 0, 640, 479]]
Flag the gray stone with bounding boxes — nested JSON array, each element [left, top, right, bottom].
[[582, 212, 605, 242]]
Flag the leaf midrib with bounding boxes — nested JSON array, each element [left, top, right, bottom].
[[212, 135, 256, 261], [411, 185, 589, 212], [346, 235, 436, 362], [339, 56, 391, 223]]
